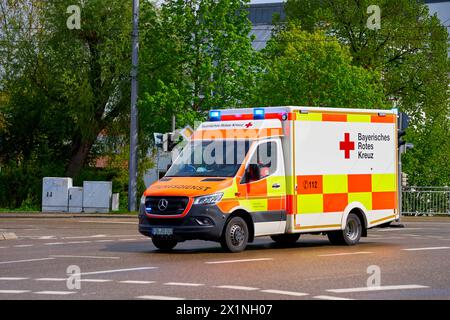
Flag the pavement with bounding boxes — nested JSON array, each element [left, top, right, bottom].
[[0, 215, 449, 300]]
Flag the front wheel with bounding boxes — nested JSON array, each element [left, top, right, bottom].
[[220, 216, 249, 253], [327, 213, 362, 246], [152, 238, 178, 251]]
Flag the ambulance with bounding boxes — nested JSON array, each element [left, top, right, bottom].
[[139, 106, 400, 252]]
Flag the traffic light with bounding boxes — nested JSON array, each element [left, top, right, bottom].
[[398, 112, 409, 149]]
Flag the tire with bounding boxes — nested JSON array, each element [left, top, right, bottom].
[[327, 213, 362, 246], [270, 233, 300, 246], [220, 216, 249, 253], [152, 238, 178, 251]]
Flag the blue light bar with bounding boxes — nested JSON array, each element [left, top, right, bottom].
[[253, 108, 265, 120], [209, 110, 221, 121]]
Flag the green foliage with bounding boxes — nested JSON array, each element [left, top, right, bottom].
[[285, 0, 450, 186], [252, 25, 387, 109], [138, 0, 259, 144]]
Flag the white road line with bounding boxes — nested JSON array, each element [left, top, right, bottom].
[[77, 267, 157, 276], [95, 240, 114, 243], [318, 252, 373, 257], [13, 245, 34, 248], [164, 282, 204, 287], [0, 277, 29, 281], [34, 291, 76, 295], [314, 295, 354, 300], [63, 234, 140, 239], [35, 278, 66, 281], [80, 279, 112, 283], [215, 285, 259, 291], [0, 246, 8, 249], [0, 290, 30, 294], [137, 295, 185, 300], [119, 280, 155, 284], [0, 257, 54, 265], [260, 289, 308, 297], [51, 255, 120, 260], [44, 242, 65, 246], [402, 246, 450, 251], [327, 284, 429, 293], [66, 241, 92, 244], [119, 239, 138, 241], [206, 258, 273, 264]]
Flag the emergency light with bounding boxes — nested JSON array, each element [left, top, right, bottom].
[[209, 110, 221, 121], [253, 108, 265, 120]]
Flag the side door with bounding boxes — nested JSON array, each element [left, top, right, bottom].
[[240, 139, 286, 236]]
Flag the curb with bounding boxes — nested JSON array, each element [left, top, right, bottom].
[[0, 213, 138, 219]]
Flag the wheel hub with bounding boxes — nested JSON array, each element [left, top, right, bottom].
[[230, 224, 245, 246]]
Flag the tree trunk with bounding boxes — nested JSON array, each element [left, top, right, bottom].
[[66, 136, 95, 178]]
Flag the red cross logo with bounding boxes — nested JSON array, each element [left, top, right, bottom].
[[339, 133, 355, 159], [245, 122, 253, 128]]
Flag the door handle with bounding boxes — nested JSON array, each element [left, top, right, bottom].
[[272, 183, 281, 189]]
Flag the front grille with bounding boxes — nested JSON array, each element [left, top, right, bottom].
[[145, 196, 189, 215]]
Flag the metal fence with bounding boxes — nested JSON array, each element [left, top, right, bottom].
[[402, 187, 450, 216]]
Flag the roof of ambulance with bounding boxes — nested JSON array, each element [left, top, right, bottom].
[[217, 106, 397, 115]]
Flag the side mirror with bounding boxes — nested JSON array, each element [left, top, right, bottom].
[[246, 164, 261, 182]]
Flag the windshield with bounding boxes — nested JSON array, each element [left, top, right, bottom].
[[166, 140, 252, 177]]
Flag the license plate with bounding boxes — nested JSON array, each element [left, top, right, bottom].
[[152, 228, 173, 236]]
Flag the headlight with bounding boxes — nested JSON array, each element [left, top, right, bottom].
[[140, 194, 146, 205], [193, 193, 223, 205]]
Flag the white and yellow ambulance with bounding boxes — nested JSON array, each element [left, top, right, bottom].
[[139, 107, 399, 252]]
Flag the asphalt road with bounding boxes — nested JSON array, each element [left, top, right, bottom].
[[0, 216, 449, 300]]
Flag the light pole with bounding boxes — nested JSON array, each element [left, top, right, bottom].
[[128, 0, 139, 211]]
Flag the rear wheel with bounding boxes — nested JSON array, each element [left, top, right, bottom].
[[220, 216, 249, 253], [152, 238, 178, 251], [270, 233, 300, 246], [327, 213, 362, 246]]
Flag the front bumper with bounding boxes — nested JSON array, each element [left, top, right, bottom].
[[138, 202, 227, 242]]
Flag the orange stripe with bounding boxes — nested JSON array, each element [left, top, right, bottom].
[[371, 114, 396, 123], [268, 197, 285, 211], [322, 113, 347, 122], [221, 114, 253, 121], [372, 192, 397, 210], [286, 195, 295, 214], [297, 175, 323, 194], [217, 200, 240, 213], [323, 193, 348, 212], [348, 174, 372, 192]]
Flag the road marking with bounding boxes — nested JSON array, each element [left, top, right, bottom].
[[35, 278, 66, 281], [0, 277, 29, 281], [13, 245, 34, 248], [95, 240, 114, 243], [77, 267, 157, 276], [260, 289, 308, 297], [0, 246, 8, 249], [80, 279, 112, 283], [206, 258, 273, 264], [215, 285, 259, 291], [165, 282, 204, 287], [0, 290, 30, 294], [119, 280, 155, 284], [44, 242, 65, 246], [66, 241, 92, 244], [119, 239, 138, 241], [34, 291, 75, 295], [0, 257, 54, 265], [137, 295, 185, 300], [402, 246, 450, 251], [318, 252, 373, 257], [314, 295, 354, 300], [63, 234, 140, 239], [51, 255, 120, 260], [327, 284, 429, 293]]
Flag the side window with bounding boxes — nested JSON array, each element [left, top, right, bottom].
[[246, 141, 277, 182]]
